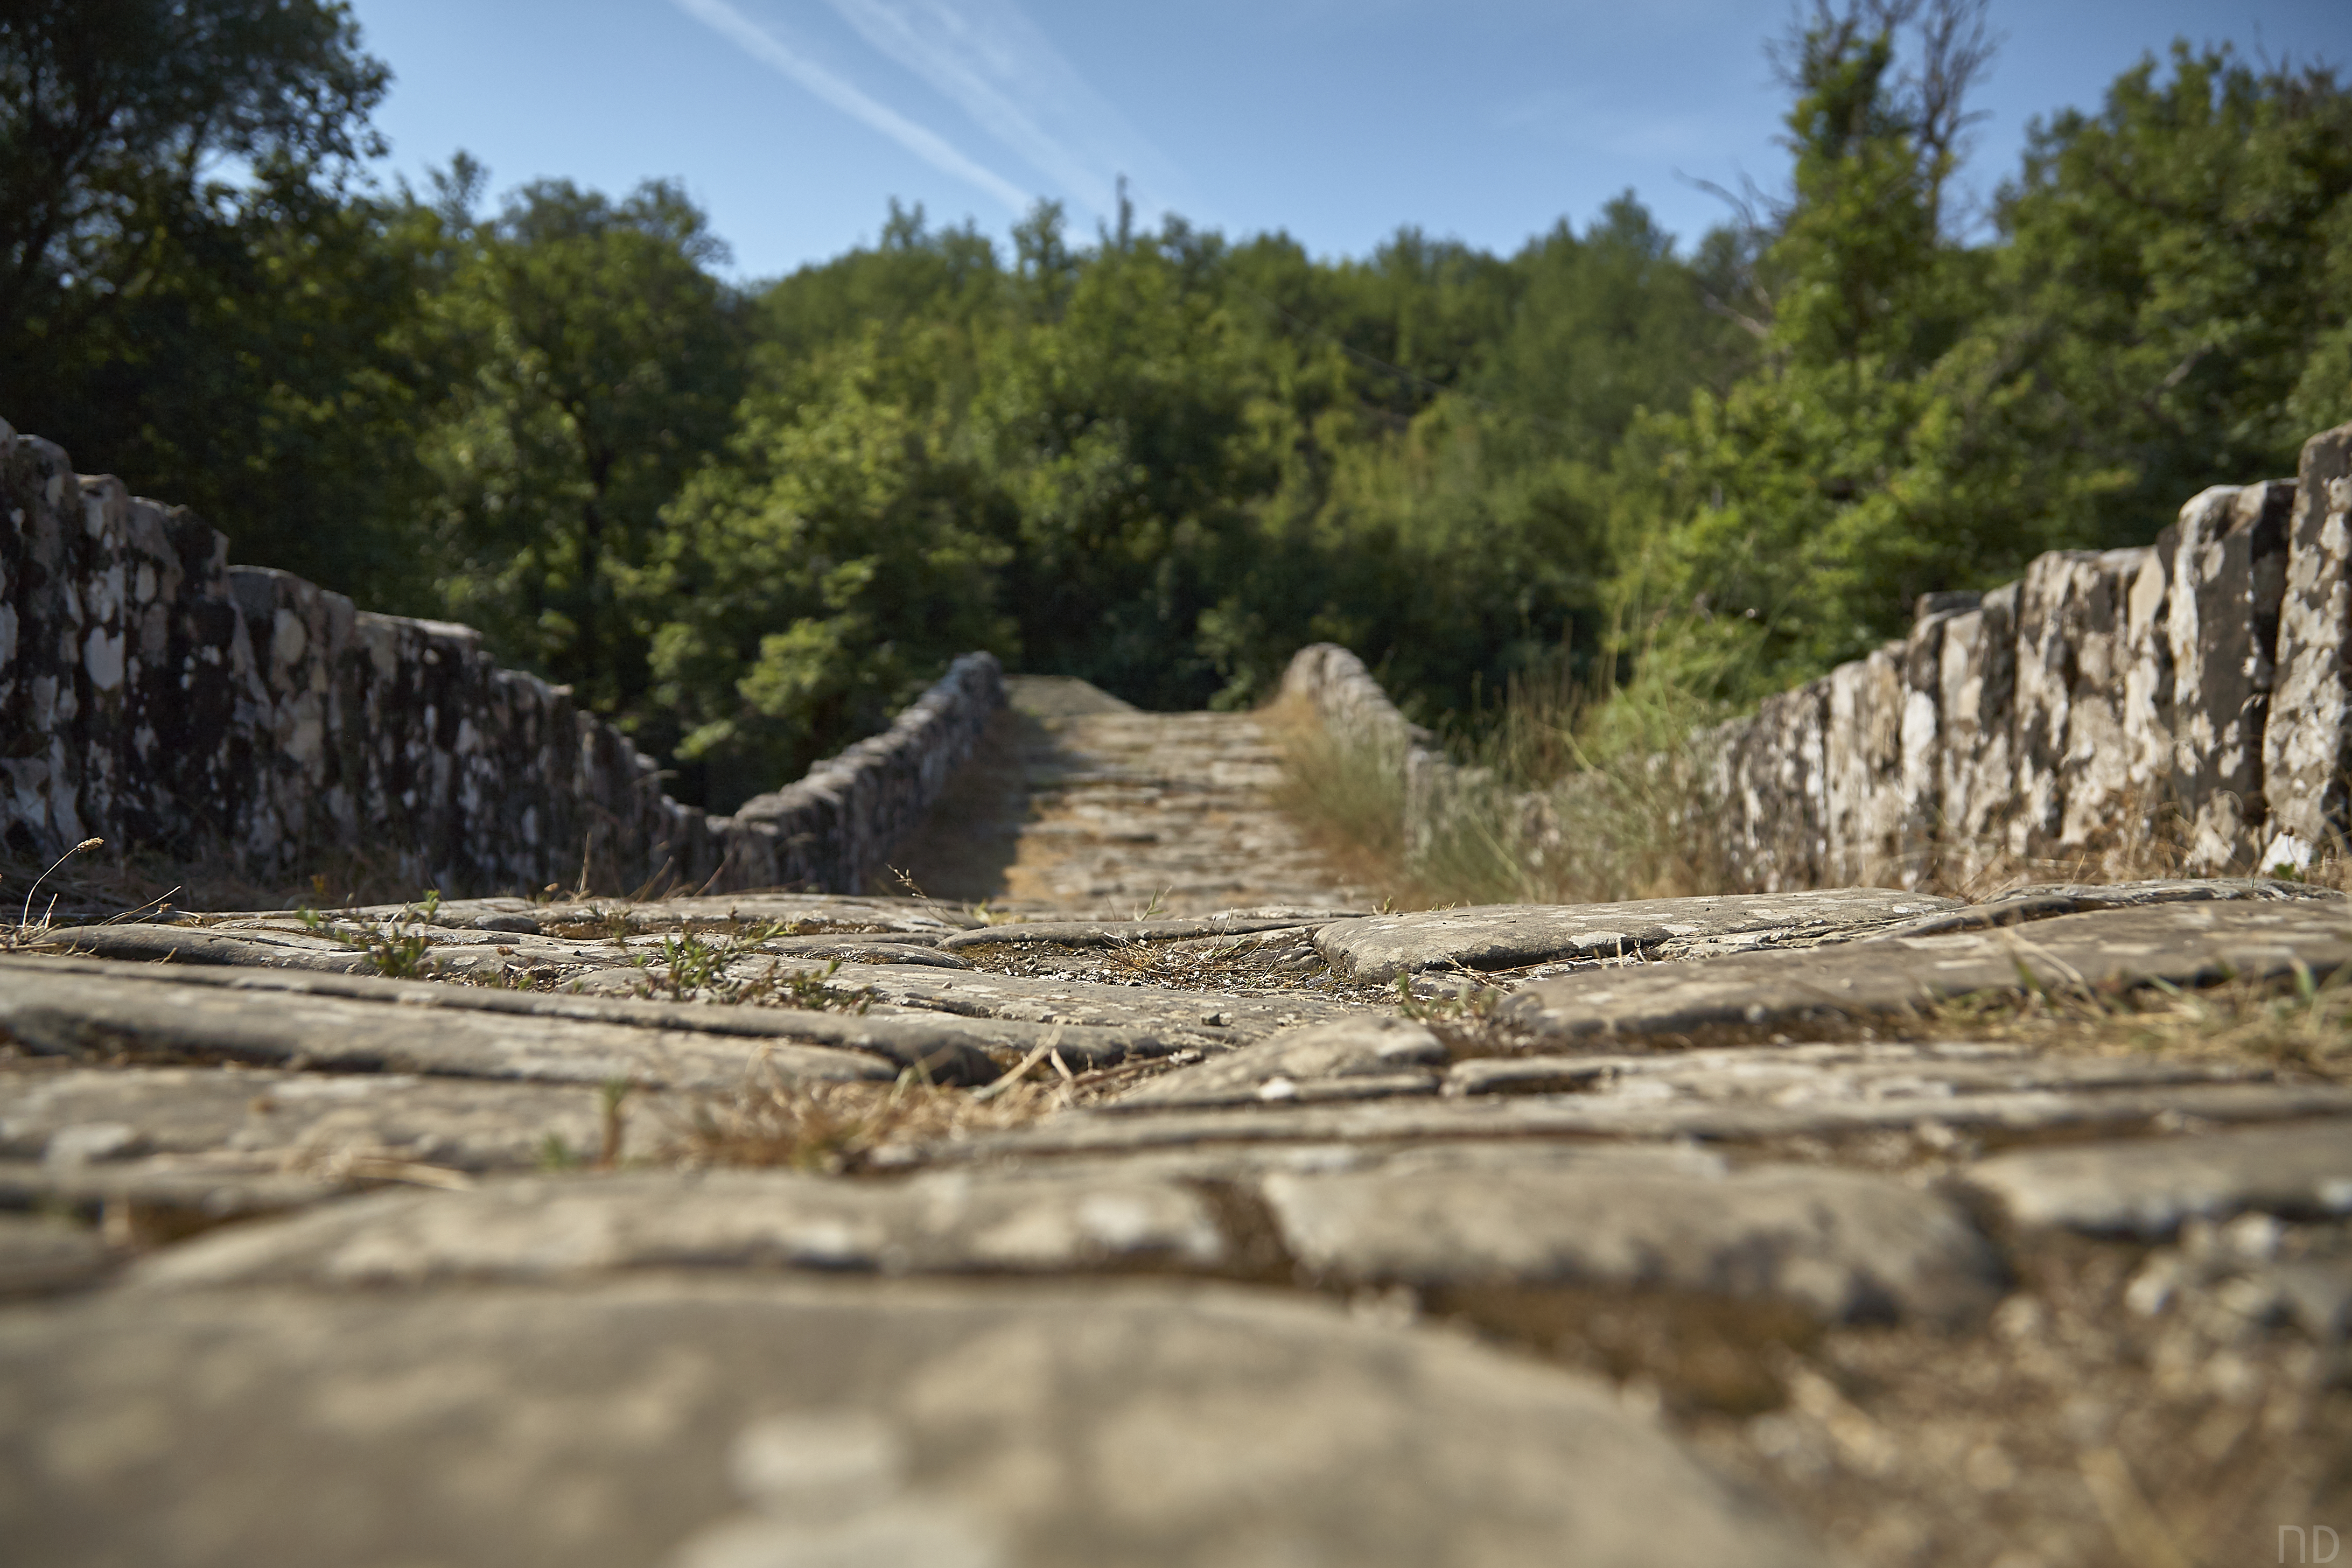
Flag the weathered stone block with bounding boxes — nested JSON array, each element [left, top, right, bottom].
[[2063, 547, 2154, 863], [0, 1279, 1825, 1568], [2263, 422, 2352, 870], [1313, 887, 1950, 980], [1823, 643, 1905, 884], [1962, 1119, 2352, 1237], [1735, 682, 1830, 892], [2122, 544, 2172, 806], [2008, 549, 2150, 866], [2160, 482, 2292, 872], [1261, 1159, 2004, 1325], [1936, 582, 2017, 884], [2011, 555, 2084, 857], [1898, 609, 1964, 887]]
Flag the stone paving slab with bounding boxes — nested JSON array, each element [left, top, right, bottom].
[[0, 1212, 113, 1294], [36, 922, 384, 973], [743, 936, 970, 967], [1, 1064, 644, 1172], [940, 1135, 1737, 1188], [0, 1158, 342, 1228], [125, 1170, 1230, 1288], [143, 917, 977, 977], [895, 1079, 2352, 1167], [2, 953, 1215, 1080], [939, 914, 1351, 950], [532, 893, 985, 934], [811, 960, 1360, 1042], [1959, 1118, 2352, 1237], [1116, 1017, 1447, 1108], [1262, 1160, 2005, 1325], [0, 961, 902, 1089], [1502, 899, 2352, 1042], [1441, 1039, 2285, 1100], [1316, 888, 1961, 981], [0, 1276, 1821, 1568], [1873, 877, 2340, 937], [195, 893, 986, 937]]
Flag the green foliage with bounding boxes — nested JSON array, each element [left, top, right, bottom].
[[1615, 12, 2352, 698], [979, 209, 1268, 705], [23, 0, 2346, 816], [0, 0, 387, 340], [298, 890, 440, 979], [421, 171, 747, 716], [0, 0, 449, 600], [648, 331, 1014, 802], [1989, 44, 2352, 531]]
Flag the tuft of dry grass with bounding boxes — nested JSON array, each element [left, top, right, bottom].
[[1928, 964, 2352, 1082], [1263, 697, 1415, 900], [663, 1070, 1063, 1174], [1267, 656, 1729, 909]]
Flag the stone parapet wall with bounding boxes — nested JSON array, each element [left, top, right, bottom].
[[1290, 421, 2352, 890], [0, 419, 1002, 896], [1278, 642, 1459, 854]]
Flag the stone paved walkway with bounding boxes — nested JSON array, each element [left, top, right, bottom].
[[4, 680, 2350, 1566], [881, 674, 1366, 914]]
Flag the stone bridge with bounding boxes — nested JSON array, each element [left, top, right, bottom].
[[3, 425, 2350, 1566]]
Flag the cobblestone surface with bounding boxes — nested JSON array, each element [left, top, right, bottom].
[[4, 676, 2349, 1566]]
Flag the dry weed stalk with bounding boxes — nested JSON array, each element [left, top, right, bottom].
[[668, 1069, 1062, 1174]]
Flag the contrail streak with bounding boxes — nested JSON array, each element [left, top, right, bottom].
[[820, 0, 1192, 227], [824, 0, 1103, 206], [670, 0, 1034, 214]]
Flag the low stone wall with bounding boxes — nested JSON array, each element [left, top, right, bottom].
[[1289, 421, 2352, 891], [0, 419, 1002, 897], [1278, 644, 1447, 842]]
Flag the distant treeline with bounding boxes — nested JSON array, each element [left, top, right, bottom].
[[5, 0, 2348, 809]]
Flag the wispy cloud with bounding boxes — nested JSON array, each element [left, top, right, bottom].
[[669, 0, 1033, 213], [816, 0, 1194, 227]]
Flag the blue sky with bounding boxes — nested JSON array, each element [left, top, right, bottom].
[[346, 0, 2349, 281]]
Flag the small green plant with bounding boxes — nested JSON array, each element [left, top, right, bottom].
[[1395, 970, 1504, 1024], [536, 1132, 583, 1171], [772, 957, 873, 1013], [627, 937, 873, 1013], [298, 889, 443, 979], [636, 930, 735, 999], [597, 1078, 632, 1167]]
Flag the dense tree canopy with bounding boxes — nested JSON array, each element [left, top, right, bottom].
[[0, 0, 430, 592], [9, 0, 2347, 806]]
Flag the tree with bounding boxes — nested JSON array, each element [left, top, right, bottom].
[[974, 208, 1268, 706], [1601, 1, 2045, 688], [421, 174, 746, 715], [0, 0, 441, 596], [648, 333, 1014, 808], [1988, 44, 2352, 531], [0, 0, 386, 347]]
